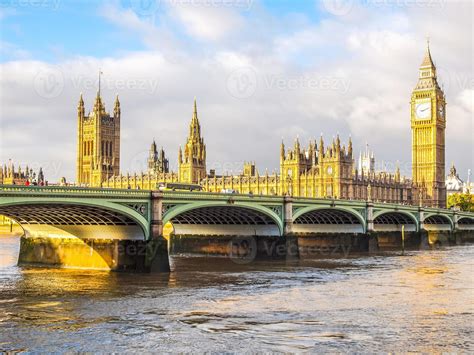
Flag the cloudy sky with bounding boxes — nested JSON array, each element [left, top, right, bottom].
[[0, 0, 472, 183]]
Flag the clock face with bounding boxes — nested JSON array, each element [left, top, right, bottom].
[[415, 102, 431, 119], [327, 166, 333, 175]]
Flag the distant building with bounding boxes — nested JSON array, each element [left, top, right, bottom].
[[0, 161, 45, 185], [148, 140, 169, 175], [358, 144, 375, 176], [446, 165, 473, 195]]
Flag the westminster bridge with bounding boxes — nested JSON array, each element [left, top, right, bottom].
[[0, 185, 473, 271]]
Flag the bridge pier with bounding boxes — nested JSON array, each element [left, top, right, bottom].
[[169, 234, 290, 261], [296, 233, 372, 257], [18, 234, 153, 271], [145, 192, 171, 272]]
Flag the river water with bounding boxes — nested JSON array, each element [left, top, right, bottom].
[[0, 235, 473, 352]]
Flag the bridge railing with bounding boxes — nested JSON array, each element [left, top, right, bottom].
[[160, 190, 285, 202], [0, 184, 151, 198], [1, 184, 472, 218]]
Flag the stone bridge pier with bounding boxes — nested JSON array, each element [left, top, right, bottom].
[[146, 192, 171, 272]]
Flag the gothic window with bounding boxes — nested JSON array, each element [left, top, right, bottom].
[[327, 185, 333, 197]]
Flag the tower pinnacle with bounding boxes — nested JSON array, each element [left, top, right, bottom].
[[421, 39, 435, 69]]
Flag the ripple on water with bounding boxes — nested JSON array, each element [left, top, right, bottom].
[[0, 239, 473, 352]]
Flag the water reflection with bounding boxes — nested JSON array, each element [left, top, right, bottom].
[[0, 235, 473, 352]]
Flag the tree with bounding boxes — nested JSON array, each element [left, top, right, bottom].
[[447, 193, 474, 212]]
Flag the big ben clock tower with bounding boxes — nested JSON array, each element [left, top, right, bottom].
[[411, 41, 446, 208]]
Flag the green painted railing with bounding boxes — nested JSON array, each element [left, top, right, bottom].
[[1, 184, 473, 220], [0, 184, 150, 198]]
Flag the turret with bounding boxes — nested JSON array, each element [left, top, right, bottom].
[[280, 140, 285, 160], [319, 135, 324, 157], [114, 94, 120, 118], [93, 91, 102, 114], [78, 93, 85, 118], [294, 136, 301, 156], [38, 167, 45, 184]]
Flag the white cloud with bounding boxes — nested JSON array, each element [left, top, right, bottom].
[[168, 3, 244, 41]]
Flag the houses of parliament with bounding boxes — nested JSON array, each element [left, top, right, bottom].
[[74, 43, 447, 208]]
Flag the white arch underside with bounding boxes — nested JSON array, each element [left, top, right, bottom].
[[21, 224, 145, 240], [168, 205, 281, 236]]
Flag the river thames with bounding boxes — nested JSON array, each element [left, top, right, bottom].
[[0, 235, 472, 352]]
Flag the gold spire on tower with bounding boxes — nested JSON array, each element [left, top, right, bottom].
[[420, 38, 435, 69], [178, 98, 207, 184]]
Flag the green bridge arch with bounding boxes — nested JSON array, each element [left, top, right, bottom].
[[162, 201, 284, 236], [424, 212, 455, 230], [292, 205, 367, 232], [372, 210, 419, 232], [0, 197, 151, 239]]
